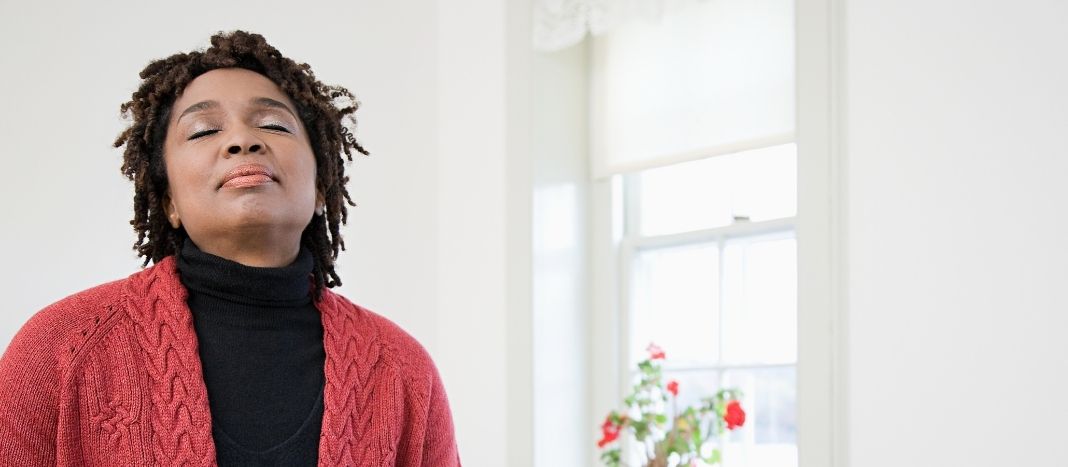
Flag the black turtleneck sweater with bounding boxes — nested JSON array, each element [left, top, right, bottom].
[[176, 238, 325, 466]]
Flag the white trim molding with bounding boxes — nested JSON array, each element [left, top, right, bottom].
[[796, 0, 849, 466]]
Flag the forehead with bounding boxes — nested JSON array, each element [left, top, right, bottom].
[[172, 68, 294, 115]]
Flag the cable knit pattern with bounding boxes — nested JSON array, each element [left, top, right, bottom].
[[0, 256, 461, 466], [125, 263, 218, 466]]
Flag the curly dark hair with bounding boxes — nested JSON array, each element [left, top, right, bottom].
[[113, 30, 369, 299]]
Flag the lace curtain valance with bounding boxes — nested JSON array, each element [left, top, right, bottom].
[[532, 0, 709, 51]]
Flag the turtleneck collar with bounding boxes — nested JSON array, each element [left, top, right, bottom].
[[176, 237, 315, 307]]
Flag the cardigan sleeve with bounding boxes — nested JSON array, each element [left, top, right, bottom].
[[421, 363, 462, 467], [353, 299, 463, 466], [0, 308, 65, 466]]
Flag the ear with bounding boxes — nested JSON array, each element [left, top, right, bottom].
[[315, 191, 325, 214], [162, 190, 181, 229]]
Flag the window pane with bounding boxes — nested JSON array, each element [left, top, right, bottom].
[[720, 366, 798, 467], [630, 243, 719, 367], [638, 144, 796, 237], [660, 368, 722, 417], [722, 234, 797, 365]]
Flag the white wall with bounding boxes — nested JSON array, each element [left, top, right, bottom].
[[843, 1, 1068, 465], [0, 1, 543, 465], [434, 0, 510, 465]]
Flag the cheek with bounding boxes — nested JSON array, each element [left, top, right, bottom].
[[290, 146, 319, 192], [164, 149, 213, 201]]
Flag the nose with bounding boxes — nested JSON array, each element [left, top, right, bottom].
[[227, 143, 261, 155], [223, 129, 267, 156]]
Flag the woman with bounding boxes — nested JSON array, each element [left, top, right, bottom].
[[0, 30, 460, 466]]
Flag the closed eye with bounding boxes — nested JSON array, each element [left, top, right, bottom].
[[188, 129, 220, 140], [261, 124, 291, 133]]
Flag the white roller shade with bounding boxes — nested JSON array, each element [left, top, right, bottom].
[[590, 0, 795, 179]]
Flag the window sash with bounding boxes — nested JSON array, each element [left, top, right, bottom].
[[620, 221, 797, 368]]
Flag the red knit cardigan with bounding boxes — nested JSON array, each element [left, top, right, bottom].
[[0, 255, 461, 466]]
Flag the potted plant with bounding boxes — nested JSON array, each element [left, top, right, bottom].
[[598, 343, 746, 467]]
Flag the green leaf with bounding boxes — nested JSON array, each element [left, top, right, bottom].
[[600, 448, 622, 467], [705, 448, 722, 465]]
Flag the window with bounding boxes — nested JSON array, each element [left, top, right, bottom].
[[589, 0, 797, 464], [615, 144, 798, 466]]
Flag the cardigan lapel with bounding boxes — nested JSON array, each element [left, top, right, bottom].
[[124, 255, 381, 466], [123, 255, 218, 465]]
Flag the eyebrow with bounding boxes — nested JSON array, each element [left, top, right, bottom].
[[176, 97, 298, 124], [251, 97, 298, 120]]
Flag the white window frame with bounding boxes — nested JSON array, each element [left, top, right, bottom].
[[587, 0, 847, 465], [795, 0, 849, 465]]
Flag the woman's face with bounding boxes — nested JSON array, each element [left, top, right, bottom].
[[161, 68, 320, 254]]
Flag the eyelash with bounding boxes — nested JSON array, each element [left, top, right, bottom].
[[187, 125, 291, 141], [261, 124, 291, 133], [188, 129, 220, 140]]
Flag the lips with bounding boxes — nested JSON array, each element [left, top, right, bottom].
[[220, 164, 276, 189]]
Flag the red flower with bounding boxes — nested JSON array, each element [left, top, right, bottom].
[[597, 414, 624, 448], [724, 400, 746, 430], [646, 342, 666, 360], [666, 380, 679, 396]]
